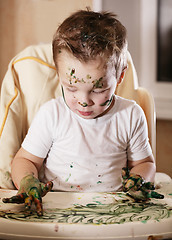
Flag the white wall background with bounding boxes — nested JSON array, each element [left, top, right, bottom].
[[93, 0, 172, 119], [102, 0, 141, 82]]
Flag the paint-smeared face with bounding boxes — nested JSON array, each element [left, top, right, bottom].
[[57, 50, 118, 119]]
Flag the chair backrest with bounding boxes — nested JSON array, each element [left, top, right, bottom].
[[0, 44, 156, 189]]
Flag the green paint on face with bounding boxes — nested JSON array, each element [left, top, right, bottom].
[[93, 77, 103, 88], [61, 86, 66, 102], [78, 102, 88, 107], [100, 96, 113, 106], [70, 68, 75, 76], [86, 74, 92, 79]]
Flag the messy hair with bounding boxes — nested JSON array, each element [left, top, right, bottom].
[[52, 10, 128, 80]]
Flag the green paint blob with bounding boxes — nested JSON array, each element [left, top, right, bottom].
[[78, 102, 88, 107], [86, 74, 91, 79], [70, 68, 75, 76], [100, 100, 110, 106], [93, 77, 103, 88], [100, 96, 113, 107]]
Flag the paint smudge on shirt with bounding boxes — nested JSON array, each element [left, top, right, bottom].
[[65, 173, 71, 182], [76, 185, 83, 191], [70, 162, 74, 168]]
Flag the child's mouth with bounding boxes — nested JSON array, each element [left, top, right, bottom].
[[78, 110, 93, 116]]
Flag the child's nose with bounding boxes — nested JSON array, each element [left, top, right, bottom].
[[78, 94, 94, 107]]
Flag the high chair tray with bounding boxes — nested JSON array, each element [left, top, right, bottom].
[[0, 181, 172, 240]]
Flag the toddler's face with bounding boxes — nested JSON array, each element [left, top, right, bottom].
[[57, 50, 118, 119]]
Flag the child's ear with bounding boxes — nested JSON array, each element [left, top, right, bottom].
[[117, 66, 128, 84]]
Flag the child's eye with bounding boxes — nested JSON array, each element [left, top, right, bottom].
[[92, 89, 107, 94], [66, 87, 77, 92]]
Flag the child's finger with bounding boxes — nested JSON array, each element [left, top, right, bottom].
[[41, 181, 53, 197], [128, 189, 147, 200], [128, 188, 164, 201], [34, 197, 43, 216], [121, 167, 129, 179], [25, 195, 33, 210], [28, 187, 43, 216], [148, 191, 164, 199], [123, 179, 136, 191], [2, 193, 27, 204]]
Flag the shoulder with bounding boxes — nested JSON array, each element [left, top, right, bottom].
[[38, 96, 65, 116], [115, 95, 144, 117], [39, 96, 63, 111], [30, 97, 66, 128]]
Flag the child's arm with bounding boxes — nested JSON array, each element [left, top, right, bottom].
[[11, 147, 44, 189], [128, 154, 156, 182]]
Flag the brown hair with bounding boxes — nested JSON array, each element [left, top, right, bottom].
[[52, 10, 128, 79]]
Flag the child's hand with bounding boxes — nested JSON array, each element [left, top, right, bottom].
[[2, 175, 53, 216], [122, 167, 145, 192], [121, 167, 164, 201]]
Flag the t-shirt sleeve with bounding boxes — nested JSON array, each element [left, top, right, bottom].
[[127, 104, 152, 161], [22, 101, 55, 158]]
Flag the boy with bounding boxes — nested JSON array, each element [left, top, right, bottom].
[[3, 10, 157, 215]]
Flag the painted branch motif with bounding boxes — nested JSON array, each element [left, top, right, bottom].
[[0, 200, 171, 224]]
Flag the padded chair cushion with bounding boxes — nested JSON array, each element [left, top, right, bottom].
[[0, 44, 61, 188]]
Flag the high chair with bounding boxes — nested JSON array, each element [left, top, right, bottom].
[[0, 43, 156, 189]]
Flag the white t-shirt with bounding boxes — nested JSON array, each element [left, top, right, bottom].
[[22, 95, 152, 192]]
